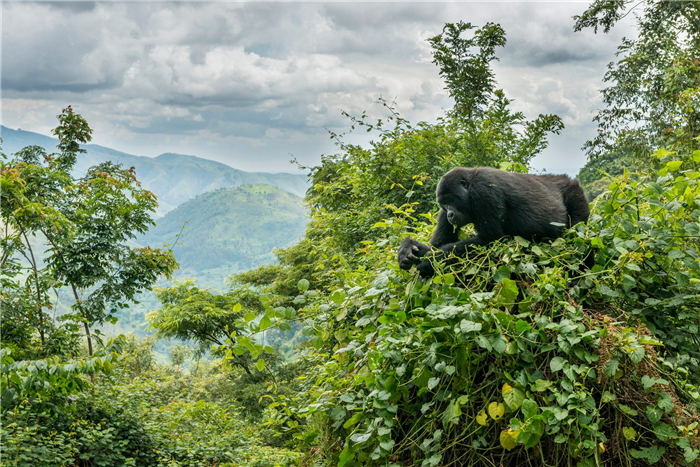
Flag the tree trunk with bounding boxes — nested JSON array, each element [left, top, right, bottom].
[[70, 283, 93, 356]]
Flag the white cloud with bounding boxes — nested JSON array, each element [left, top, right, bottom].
[[2, 1, 636, 175]]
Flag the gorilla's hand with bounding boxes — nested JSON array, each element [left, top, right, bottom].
[[398, 237, 431, 270], [416, 250, 447, 278], [416, 258, 435, 278]]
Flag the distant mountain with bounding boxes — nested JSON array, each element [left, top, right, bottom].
[[137, 184, 308, 288], [1, 126, 309, 215]]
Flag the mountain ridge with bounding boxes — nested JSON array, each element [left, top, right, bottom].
[[1, 126, 309, 215]]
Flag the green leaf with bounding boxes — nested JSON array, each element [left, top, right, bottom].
[[642, 375, 656, 389], [338, 444, 353, 467], [532, 379, 552, 392], [628, 346, 645, 364], [256, 358, 265, 371], [657, 391, 673, 413], [519, 419, 544, 449], [494, 278, 518, 304], [350, 431, 371, 443], [491, 334, 507, 354], [521, 399, 539, 420], [622, 427, 636, 441], [460, 320, 482, 333], [476, 409, 489, 426], [258, 315, 271, 330], [443, 273, 455, 285], [631, 445, 665, 464], [550, 357, 566, 372], [379, 439, 395, 451], [514, 236, 530, 247], [297, 279, 310, 291], [666, 160, 683, 171], [343, 413, 363, 429], [475, 335, 492, 351], [331, 289, 346, 305], [441, 400, 462, 427], [493, 266, 511, 283], [428, 377, 440, 390], [502, 383, 525, 411], [646, 405, 663, 424]]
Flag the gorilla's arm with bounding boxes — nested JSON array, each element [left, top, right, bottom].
[[397, 209, 459, 271], [397, 237, 431, 270], [429, 209, 461, 247], [416, 205, 503, 277], [416, 188, 506, 277]]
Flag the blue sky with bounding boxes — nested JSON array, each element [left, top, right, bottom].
[[2, 1, 635, 175]]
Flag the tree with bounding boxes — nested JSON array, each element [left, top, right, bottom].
[[428, 21, 506, 120], [574, 1, 700, 165], [148, 281, 263, 375], [1, 106, 178, 356]]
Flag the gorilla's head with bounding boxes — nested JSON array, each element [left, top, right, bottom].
[[436, 167, 472, 227]]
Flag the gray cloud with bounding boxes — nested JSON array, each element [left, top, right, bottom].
[[2, 1, 636, 175]]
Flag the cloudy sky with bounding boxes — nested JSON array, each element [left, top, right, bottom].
[[2, 1, 635, 175]]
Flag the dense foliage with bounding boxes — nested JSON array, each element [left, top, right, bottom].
[[279, 151, 700, 466], [1, 336, 301, 467]]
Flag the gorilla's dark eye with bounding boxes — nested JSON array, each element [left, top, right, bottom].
[[460, 179, 468, 187]]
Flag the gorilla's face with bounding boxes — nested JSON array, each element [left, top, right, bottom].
[[436, 168, 471, 227]]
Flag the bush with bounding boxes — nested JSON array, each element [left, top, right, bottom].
[[1, 404, 75, 467], [286, 151, 700, 466]]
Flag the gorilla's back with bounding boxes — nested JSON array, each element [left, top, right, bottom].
[[474, 168, 570, 240]]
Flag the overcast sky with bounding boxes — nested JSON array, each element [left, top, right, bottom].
[[2, 1, 636, 175]]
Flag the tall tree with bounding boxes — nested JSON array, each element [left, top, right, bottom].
[[1, 107, 178, 356], [574, 1, 700, 164]]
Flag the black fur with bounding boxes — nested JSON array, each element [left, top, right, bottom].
[[398, 167, 590, 277]]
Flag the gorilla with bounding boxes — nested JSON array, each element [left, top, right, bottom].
[[398, 167, 590, 277]]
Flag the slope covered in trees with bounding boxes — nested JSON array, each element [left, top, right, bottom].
[[138, 184, 308, 287]]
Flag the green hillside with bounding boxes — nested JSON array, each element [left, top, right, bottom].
[[138, 184, 308, 287], [1, 126, 308, 215]]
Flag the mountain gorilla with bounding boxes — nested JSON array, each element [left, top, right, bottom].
[[398, 167, 590, 277]]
